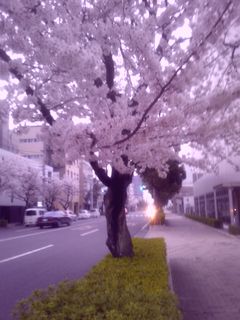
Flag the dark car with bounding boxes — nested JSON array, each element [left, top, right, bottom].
[[37, 211, 71, 229]]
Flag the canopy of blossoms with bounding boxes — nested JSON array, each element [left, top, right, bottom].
[[1, 0, 240, 174]]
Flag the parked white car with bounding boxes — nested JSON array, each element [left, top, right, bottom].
[[90, 209, 100, 218], [65, 210, 77, 221], [78, 209, 91, 219], [24, 207, 46, 226]]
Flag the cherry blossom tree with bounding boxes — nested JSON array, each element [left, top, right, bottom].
[[1, 0, 240, 256], [43, 176, 63, 211], [0, 159, 16, 193], [0, 155, 42, 206], [141, 161, 186, 208], [11, 165, 42, 208], [57, 178, 78, 211]]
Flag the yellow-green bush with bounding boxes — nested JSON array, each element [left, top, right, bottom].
[[185, 214, 222, 229], [14, 238, 181, 320]]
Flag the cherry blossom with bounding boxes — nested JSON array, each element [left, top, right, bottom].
[[1, 0, 240, 256]]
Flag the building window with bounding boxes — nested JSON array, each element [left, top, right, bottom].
[[206, 192, 215, 217], [199, 195, 206, 217]]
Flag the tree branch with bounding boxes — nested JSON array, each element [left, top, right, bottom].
[[103, 53, 114, 89], [0, 48, 54, 126], [102, 0, 232, 148], [90, 161, 112, 187], [103, 53, 120, 103]]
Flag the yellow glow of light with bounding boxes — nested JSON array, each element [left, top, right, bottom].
[[146, 204, 156, 219]]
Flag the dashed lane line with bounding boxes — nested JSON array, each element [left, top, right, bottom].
[[71, 225, 92, 231], [0, 244, 54, 264], [81, 229, 99, 236]]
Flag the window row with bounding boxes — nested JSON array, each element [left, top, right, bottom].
[[24, 154, 43, 159], [19, 138, 41, 143]]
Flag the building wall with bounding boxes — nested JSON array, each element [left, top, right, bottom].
[[78, 160, 94, 210], [11, 126, 44, 161], [171, 185, 194, 215], [12, 126, 97, 213], [193, 157, 240, 224], [0, 148, 53, 223]]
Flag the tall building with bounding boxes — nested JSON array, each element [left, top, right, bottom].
[[11, 125, 95, 213], [11, 125, 44, 161]]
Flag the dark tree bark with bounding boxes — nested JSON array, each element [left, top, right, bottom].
[[90, 161, 134, 257]]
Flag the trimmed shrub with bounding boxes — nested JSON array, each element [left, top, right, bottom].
[[14, 238, 181, 320], [150, 207, 166, 225], [0, 219, 8, 228], [228, 224, 240, 235], [185, 214, 223, 229]]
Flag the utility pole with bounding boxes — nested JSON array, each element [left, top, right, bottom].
[[90, 178, 93, 210]]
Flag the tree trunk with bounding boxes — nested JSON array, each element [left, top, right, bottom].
[[90, 161, 134, 257], [104, 170, 133, 257]]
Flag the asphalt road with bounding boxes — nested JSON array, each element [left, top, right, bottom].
[[0, 212, 148, 320]]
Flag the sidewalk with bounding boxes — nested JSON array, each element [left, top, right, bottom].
[[145, 213, 240, 320]]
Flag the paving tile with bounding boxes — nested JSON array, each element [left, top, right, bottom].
[[146, 213, 240, 320]]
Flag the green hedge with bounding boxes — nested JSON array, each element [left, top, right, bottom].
[[14, 238, 181, 320], [228, 224, 240, 235], [185, 214, 223, 229]]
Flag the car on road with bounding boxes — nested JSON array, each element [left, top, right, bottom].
[[65, 210, 77, 222], [89, 208, 100, 218], [24, 207, 46, 226], [37, 211, 71, 229], [78, 209, 91, 219]]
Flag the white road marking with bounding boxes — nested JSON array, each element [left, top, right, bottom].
[[140, 223, 149, 231], [0, 245, 54, 264], [127, 222, 136, 226], [71, 225, 92, 231], [81, 229, 99, 236], [0, 221, 100, 242], [0, 229, 62, 242]]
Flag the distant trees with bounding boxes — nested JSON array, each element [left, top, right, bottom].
[[141, 160, 186, 208], [43, 177, 63, 211], [57, 178, 78, 210], [0, 158, 41, 207], [12, 166, 42, 208], [0, 159, 16, 193], [0, 156, 77, 210]]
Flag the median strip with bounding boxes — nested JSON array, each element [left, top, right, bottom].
[[13, 239, 181, 320], [0, 245, 54, 264], [80, 229, 99, 236]]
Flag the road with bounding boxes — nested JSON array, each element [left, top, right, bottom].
[[0, 212, 148, 320]]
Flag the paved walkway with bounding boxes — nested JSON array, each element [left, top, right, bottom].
[[145, 213, 240, 320]]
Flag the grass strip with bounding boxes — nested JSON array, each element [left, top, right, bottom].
[[14, 238, 181, 320]]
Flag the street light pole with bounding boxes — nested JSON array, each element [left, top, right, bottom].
[[90, 178, 93, 210]]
